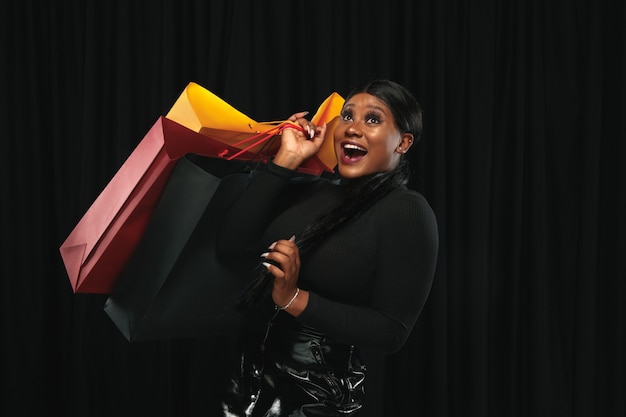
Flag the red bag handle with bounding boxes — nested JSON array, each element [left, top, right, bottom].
[[222, 122, 304, 161]]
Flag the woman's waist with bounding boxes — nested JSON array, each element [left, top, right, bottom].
[[265, 315, 364, 372]]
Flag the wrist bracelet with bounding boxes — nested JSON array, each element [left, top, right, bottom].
[[278, 288, 300, 310]]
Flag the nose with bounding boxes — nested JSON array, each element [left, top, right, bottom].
[[344, 120, 362, 137]]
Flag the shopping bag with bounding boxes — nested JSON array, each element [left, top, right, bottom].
[[166, 82, 344, 174], [59, 82, 343, 295], [59, 117, 258, 294], [103, 154, 253, 341]]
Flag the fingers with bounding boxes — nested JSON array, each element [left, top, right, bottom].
[[261, 237, 300, 281], [288, 119, 326, 140], [310, 122, 327, 144], [285, 117, 315, 139], [274, 115, 326, 169], [286, 112, 326, 140], [288, 111, 309, 122]]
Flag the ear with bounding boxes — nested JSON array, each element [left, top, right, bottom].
[[396, 133, 415, 154]]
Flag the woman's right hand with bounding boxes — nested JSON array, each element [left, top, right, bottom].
[[272, 112, 327, 170]]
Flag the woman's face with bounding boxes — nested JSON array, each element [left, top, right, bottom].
[[333, 93, 411, 179]]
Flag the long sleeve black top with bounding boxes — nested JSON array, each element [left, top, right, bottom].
[[218, 161, 438, 354]]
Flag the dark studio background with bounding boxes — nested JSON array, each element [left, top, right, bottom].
[[1, 1, 624, 416]]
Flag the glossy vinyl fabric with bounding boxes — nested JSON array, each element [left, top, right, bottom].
[[220, 309, 366, 416]]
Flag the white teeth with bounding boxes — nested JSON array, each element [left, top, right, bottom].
[[343, 143, 367, 152]]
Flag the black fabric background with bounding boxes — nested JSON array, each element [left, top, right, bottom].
[[1, 1, 624, 416]]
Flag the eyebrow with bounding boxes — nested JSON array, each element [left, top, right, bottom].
[[344, 103, 389, 114]]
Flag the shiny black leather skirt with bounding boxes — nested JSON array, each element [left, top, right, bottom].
[[220, 309, 366, 416]]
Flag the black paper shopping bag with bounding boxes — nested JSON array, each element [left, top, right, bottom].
[[104, 154, 253, 341]]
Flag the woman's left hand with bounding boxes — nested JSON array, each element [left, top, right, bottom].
[[262, 236, 303, 310]]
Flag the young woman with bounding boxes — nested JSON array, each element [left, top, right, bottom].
[[217, 80, 439, 416]]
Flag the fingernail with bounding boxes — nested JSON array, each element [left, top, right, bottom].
[[269, 242, 277, 250], [260, 252, 269, 258], [289, 235, 296, 242], [262, 262, 271, 269]]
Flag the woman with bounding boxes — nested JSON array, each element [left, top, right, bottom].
[[217, 80, 439, 416]]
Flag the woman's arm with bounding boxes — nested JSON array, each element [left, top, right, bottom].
[[297, 191, 439, 353]]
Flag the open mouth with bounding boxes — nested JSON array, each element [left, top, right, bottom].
[[341, 143, 368, 162]]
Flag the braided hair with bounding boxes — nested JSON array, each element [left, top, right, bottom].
[[237, 80, 423, 310]]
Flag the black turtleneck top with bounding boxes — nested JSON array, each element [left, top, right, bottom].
[[218, 161, 439, 354]]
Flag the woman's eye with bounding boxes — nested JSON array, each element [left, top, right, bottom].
[[364, 111, 383, 124], [341, 112, 353, 121]]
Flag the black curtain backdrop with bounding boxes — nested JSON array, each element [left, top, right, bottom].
[[2, 1, 624, 416]]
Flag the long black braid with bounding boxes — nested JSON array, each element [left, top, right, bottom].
[[236, 160, 412, 310], [236, 80, 423, 310]]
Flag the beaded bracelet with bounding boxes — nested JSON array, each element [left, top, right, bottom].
[[277, 288, 300, 310]]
